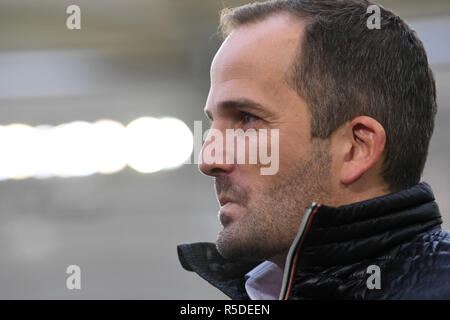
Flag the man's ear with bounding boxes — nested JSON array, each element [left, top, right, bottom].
[[340, 116, 386, 185]]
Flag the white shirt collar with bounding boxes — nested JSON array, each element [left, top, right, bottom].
[[245, 261, 283, 300]]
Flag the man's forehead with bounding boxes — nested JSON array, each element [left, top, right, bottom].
[[211, 13, 305, 81]]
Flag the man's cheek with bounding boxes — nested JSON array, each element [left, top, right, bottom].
[[259, 128, 279, 175]]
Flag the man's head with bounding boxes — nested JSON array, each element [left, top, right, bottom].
[[199, 0, 437, 263]]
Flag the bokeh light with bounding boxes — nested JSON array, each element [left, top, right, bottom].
[[0, 117, 193, 180]]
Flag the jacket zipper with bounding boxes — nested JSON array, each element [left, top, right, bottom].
[[278, 203, 320, 300]]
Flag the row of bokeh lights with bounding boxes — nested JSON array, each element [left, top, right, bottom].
[[0, 117, 194, 181]]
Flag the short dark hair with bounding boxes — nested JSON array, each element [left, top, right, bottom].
[[219, 0, 437, 192]]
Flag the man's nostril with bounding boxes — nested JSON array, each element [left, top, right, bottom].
[[211, 167, 226, 175]]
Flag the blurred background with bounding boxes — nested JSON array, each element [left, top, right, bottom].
[[0, 0, 449, 299]]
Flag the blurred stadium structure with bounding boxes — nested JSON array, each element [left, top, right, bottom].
[[0, 0, 449, 299]]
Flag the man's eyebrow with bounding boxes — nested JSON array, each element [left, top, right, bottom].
[[204, 98, 271, 120]]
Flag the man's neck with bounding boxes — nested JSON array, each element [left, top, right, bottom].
[[269, 252, 288, 270]]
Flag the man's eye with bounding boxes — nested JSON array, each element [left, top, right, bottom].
[[241, 112, 259, 124]]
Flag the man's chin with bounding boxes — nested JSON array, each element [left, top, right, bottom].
[[215, 227, 283, 262], [215, 228, 248, 261]]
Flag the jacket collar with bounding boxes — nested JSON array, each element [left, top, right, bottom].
[[177, 242, 259, 299], [295, 181, 442, 269], [178, 182, 442, 299]]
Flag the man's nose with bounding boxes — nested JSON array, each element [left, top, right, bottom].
[[198, 130, 235, 176]]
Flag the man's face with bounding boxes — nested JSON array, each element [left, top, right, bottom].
[[200, 14, 332, 262]]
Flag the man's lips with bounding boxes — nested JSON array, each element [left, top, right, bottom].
[[218, 200, 245, 226], [219, 196, 234, 207], [220, 201, 236, 210]]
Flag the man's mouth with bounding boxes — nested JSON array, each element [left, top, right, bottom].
[[218, 200, 244, 227], [219, 196, 234, 207], [218, 209, 231, 226]]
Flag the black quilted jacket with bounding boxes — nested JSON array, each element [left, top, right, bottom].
[[178, 182, 450, 299]]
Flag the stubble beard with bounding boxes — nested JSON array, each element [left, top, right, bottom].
[[215, 139, 331, 262]]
